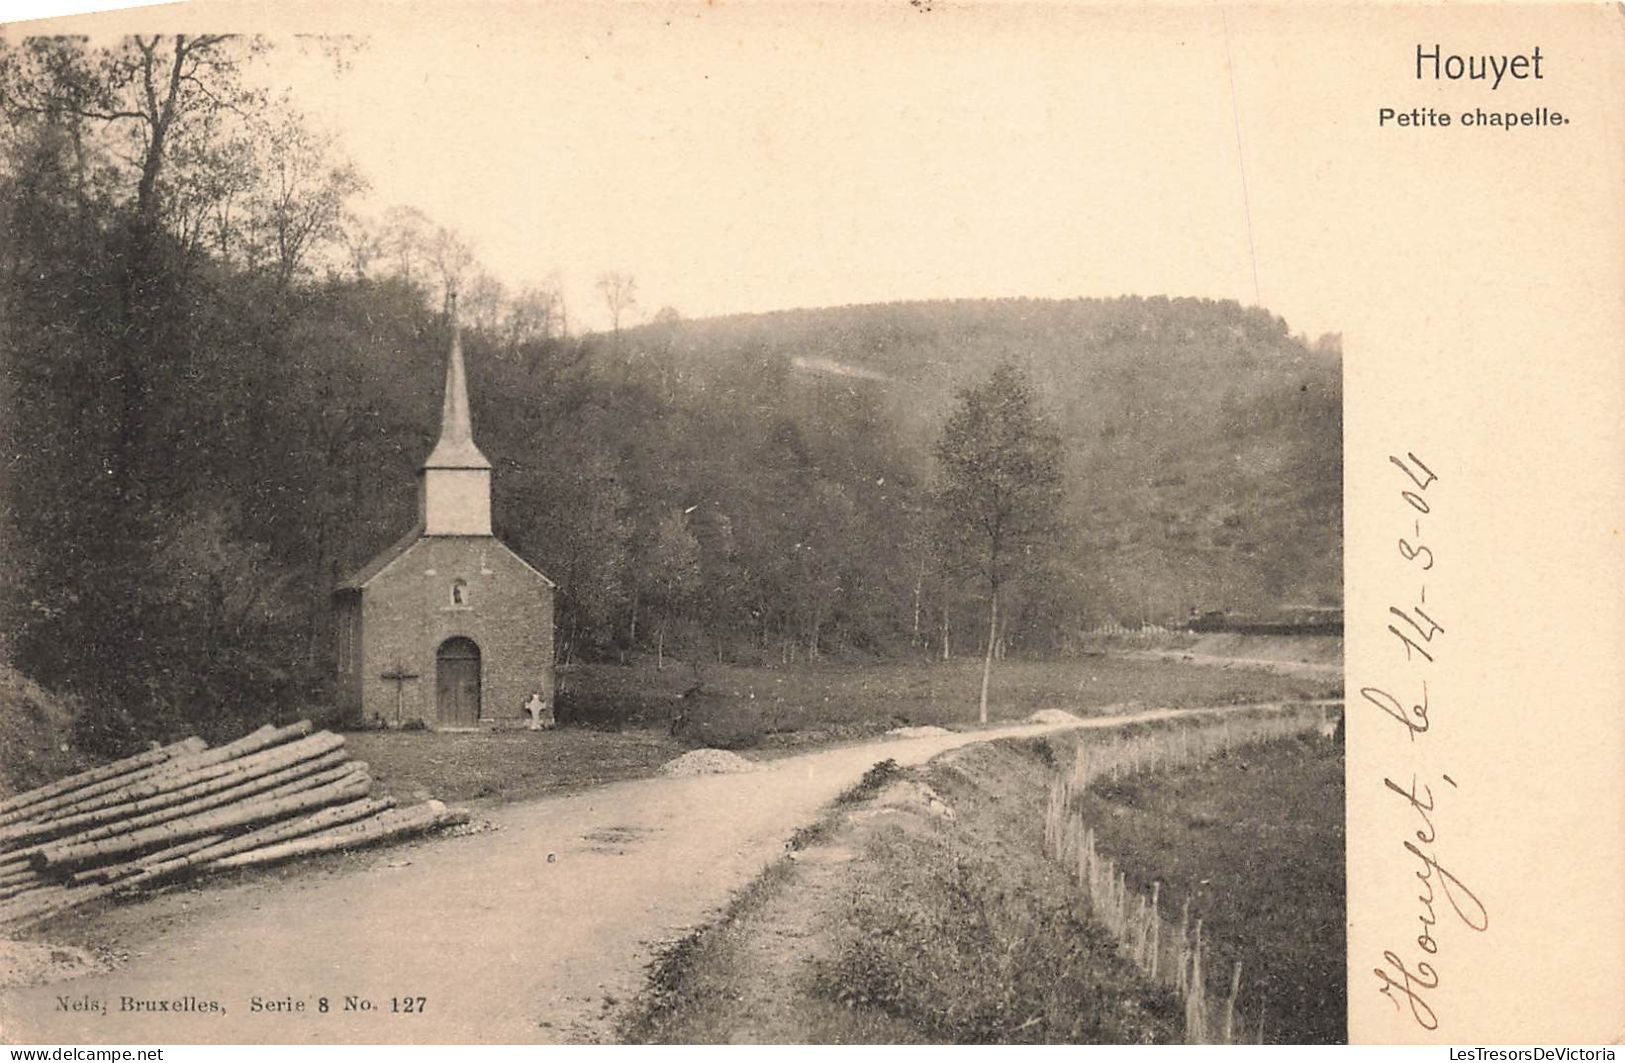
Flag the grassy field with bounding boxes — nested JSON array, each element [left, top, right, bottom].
[[562, 655, 1336, 747], [1077, 632, 1343, 667], [344, 727, 690, 807], [0, 653, 1333, 811], [618, 719, 1344, 1044], [344, 656, 1336, 808], [1076, 733, 1346, 1044]]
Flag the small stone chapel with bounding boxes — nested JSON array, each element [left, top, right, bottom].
[[334, 299, 555, 730]]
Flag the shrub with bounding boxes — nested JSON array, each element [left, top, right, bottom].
[[836, 759, 902, 804]]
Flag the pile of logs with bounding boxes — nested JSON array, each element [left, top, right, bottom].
[[0, 720, 467, 933]]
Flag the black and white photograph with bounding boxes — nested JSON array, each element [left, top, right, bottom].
[[0, 0, 1620, 1050]]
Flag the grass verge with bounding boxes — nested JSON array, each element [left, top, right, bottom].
[[1075, 732, 1345, 1043], [617, 718, 1343, 1044]]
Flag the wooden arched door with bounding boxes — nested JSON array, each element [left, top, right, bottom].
[[436, 637, 481, 726]]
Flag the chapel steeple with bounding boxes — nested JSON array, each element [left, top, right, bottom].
[[418, 293, 493, 536]]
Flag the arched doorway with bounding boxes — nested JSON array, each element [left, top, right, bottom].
[[436, 636, 481, 726]]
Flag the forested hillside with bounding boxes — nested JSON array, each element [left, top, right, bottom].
[[0, 35, 1340, 750], [617, 298, 1342, 627]]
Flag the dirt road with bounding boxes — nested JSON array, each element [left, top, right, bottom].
[[1, 704, 1283, 1045]]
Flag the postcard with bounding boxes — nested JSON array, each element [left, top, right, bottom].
[[0, 0, 1619, 1047]]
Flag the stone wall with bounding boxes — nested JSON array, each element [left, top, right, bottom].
[[356, 535, 554, 729]]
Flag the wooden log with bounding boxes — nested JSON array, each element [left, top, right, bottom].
[[9, 746, 353, 848], [6, 731, 345, 836], [3, 754, 334, 849], [0, 879, 49, 904], [0, 733, 256, 829], [212, 801, 468, 871], [236, 765, 370, 812], [37, 774, 369, 874], [144, 722, 307, 781], [119, 727, 338, 795], [79, 784, 376, 889], [47, 726, 329, 819], [7, 722, 307, 828], [193, 796, 396, 862], [34, 777, 372, 872], [0, 865, 37, 888], [51, 763, 373, 863], [72, 833, 228, 886], [211, 760, 367, 808], [1, 882, 118, 932], [0, 738, 210, 827], [0, 868, 43, 892], [0, 737, 207, 819], [249, 803, 430, 851], [0, 882, 72, 924], [122, 796, 396, 888]]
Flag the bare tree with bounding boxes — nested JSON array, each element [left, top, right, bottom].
[[338, 207, 385, 278], [377, 204, 431, 282], [246, 115, 366, 286], [429, 225, 475, 306], [595, 270, 638, 335], [460, 269, 507, 334], [506, 276, 568, 349]]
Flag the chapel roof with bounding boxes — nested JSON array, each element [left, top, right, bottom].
[[335, 522, 424, 592], [421, 298, 491, 471]]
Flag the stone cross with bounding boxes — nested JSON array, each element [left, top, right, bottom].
[[525, 693, 554, 731], [380, 664, 420, 726]]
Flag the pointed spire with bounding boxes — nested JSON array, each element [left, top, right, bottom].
[[422, 290, 491, 470]]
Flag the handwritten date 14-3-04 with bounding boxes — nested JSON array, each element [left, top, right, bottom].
[[1362, 453, 1443, 739], [1366, 452, 1487, 1033]]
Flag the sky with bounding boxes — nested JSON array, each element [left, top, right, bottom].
[[11, 4, 1625, 1041], [2, 2, 1370, 337], [228, 4, 1340, 336]]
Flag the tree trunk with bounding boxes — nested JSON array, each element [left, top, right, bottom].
[[152, 721, 312, 781], [71, 832, 227, 886], [0, 737, 205, 821], [656, 622, 665, 670], [0, 728, 286, 827], [121, 797, 395, 889], [210, 801, 466, 871], [305, 512, 330, 668], [34, 776, 370, 872], [13, 728, 334, 830], [978, 586, 999, 724], [912, 567, 924, 648], [3, 747, 352, 847]]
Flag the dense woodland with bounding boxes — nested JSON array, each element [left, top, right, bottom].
[[0, 36, 1341, 751]]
